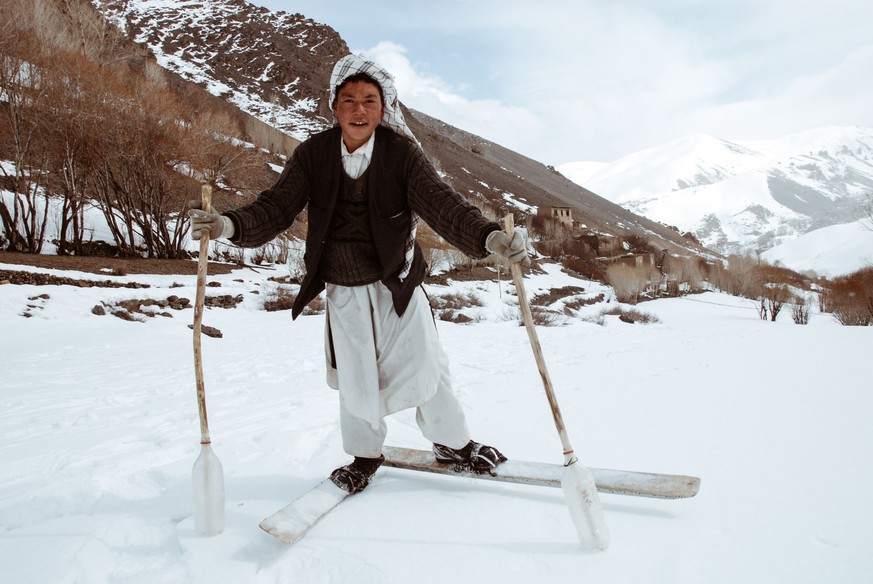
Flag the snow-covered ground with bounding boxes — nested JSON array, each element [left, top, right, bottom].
[[1, 259, 871, 583]]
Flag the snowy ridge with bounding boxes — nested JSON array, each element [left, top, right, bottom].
[[95, 0, 343, 141], [559, 126, 873, 274], [760, 219, 873, 277]]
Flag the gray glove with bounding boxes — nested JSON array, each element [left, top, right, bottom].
[[187, 200, 234, 240], [486, 229, 530, 265]]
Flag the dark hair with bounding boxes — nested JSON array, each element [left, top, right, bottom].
[[332, 73, 384, 108]]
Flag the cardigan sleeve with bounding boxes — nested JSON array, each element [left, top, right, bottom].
[[224, 146, 311, 248], [404, 146, 500, 259]]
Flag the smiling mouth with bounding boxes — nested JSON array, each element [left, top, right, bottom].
[[350, 121, 368, 127]]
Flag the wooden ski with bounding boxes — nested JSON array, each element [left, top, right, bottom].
[[259, 446, 700, 545], [382, 446, 700, 500], [259, 479, 349, 544]]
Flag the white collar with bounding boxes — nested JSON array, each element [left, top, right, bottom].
[[340, 131, 376, 179], [341, 130, 376, 160]]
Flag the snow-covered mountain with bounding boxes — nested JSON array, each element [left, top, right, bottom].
[[559, 126, 873, 274]]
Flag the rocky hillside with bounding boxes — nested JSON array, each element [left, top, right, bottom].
[[96, 0, 342, 141]]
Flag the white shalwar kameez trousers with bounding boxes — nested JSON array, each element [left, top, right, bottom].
[[321, 59, 471, 460], [325, 282, 471, 458]]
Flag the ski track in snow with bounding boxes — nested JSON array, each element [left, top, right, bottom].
[[1, 261, 871, 583]]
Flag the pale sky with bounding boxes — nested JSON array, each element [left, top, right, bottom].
[[250, 0, 873, 165]]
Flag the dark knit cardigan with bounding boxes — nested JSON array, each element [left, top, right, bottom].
[[225, 125, 500, 319]]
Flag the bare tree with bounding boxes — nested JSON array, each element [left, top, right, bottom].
[[726, 254, 761, 297], [177, 107, 267, 191], [95, 79, 188, 257], [0, 0, 279, 259], [31, 0, 144, 66], [763, 283, 791, 322], [757, 297, 768, 320], [84, 70, 160, 257], [606, 263, 652, 304], [792, 295, 811, 325], [0, 34, 51, 253], [85, 72, 271, 259], [663, 255, 704, 295], [40, 50, 106, 255], [826, 267, 873, 326], [530, 214, 577, 259]]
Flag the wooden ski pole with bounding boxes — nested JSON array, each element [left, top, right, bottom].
[[503, 214, 609, 551], [192, 183, 225, 536]]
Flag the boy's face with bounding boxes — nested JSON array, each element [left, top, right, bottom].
[[333, 80, 384, 153]]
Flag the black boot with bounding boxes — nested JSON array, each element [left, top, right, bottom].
[[329, 454, 385, 494], [433, 441, 507, 474]]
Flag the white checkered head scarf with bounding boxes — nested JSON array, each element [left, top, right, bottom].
[[329, 54, 421, 147], [329, 54, 420, 279]]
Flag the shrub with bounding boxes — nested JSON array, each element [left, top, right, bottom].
[[605, 263, 659, 304], [763, 283, 791, 322], [429, 290, 482, 322], [531, 286, 586, 306], [301, 295, 325, 316], [600, 306, 660, 324], [560, 256, 606, 282], [250, 245, 270, 265], [710, 255, 813, 301], [250, 237, 291, 266], [824, 267, 873, 326], [529, 306, 563, 326], [792, 295, 811, 325], [663, 255, 705, 293], [263, 285, 295, 312], [831, 303, 871, 326], [623, 234, 656, 254], [563, 293, 606, 312], [217, 244, 246, 265], [263, 286, 324, 315]]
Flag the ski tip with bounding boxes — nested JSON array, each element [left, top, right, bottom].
[[259, 520, 300, 544]]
